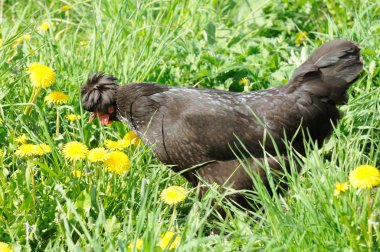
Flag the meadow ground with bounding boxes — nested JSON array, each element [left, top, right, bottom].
[[0, 0, 379, 251]]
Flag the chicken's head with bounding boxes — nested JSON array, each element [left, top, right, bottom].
[[81, 73, 119, 125]]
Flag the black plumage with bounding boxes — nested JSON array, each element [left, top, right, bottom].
[[81, 40, 362, 211]]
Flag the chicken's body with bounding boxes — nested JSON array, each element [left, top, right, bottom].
[[116, 84, 312, 181], [81, 40, 362, 210]]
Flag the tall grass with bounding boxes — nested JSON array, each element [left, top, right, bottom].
[[0, 0, 379, 251]]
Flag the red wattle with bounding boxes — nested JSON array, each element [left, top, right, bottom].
[[99, 114, 111, 125]]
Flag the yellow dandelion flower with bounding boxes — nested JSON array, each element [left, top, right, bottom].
[[14, 38, 23, 46], [35, 143, 52, 156], [349, 165, 380, 189], [23, 34, 31, 41], [62, 141, 88, 161], [61, 4, 72, 12], [295, 31, 308, 46], [15, 134, 28, 144], [79, 40, 89, 47], [105, 139, 131, 150], [13, 37, 24, 48], [128, 239, 143, 250], [333, 182, 349, 196], [124, 131, 143, 146], [72, 169, 84, 178], [0, 242, 12, 252], [38, 21, 51, 31], [45, 91, 70, 105], [88, 147, 108, 163], [104, 151, 130, 174], [160, 186, 188, 205], [0, 39, 3, 47], [13, 34, 31, 47], [159, 232, 181, 250], [15, 144, 38, 157], [66, 114, 81, 122], [28, 63, 55, 88], [239, 77, 249, 86]]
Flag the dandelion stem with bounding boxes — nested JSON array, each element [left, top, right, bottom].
[[366, 189, 373, 249], [31, 165, 36, 205], [28, 87, 36, 103], [168, 205, 177, 230], [106, 176, 112, 196], [26, 161, 36, 206], [24, 87, 42, 116], [56, 107, 60, 135]]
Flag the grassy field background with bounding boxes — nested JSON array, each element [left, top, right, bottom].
[[0, 0, 379, 251]]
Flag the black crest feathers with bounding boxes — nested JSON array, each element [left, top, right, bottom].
[[81, 73, 119, 112]]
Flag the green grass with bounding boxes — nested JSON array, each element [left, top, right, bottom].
[[0, 0, 380, 251]]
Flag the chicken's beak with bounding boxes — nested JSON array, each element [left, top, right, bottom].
[[89, 112, 96, 123]]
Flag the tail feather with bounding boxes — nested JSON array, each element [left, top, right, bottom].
[[283, 40, 363, 105], [310, 40, 362, 83]]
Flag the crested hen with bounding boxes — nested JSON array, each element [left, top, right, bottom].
[[81, 40, 362, 211]]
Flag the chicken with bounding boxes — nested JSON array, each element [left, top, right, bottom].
[[81, 40, 362, 211]]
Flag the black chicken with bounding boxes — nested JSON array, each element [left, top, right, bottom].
[[81, 40, 362, 211]]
